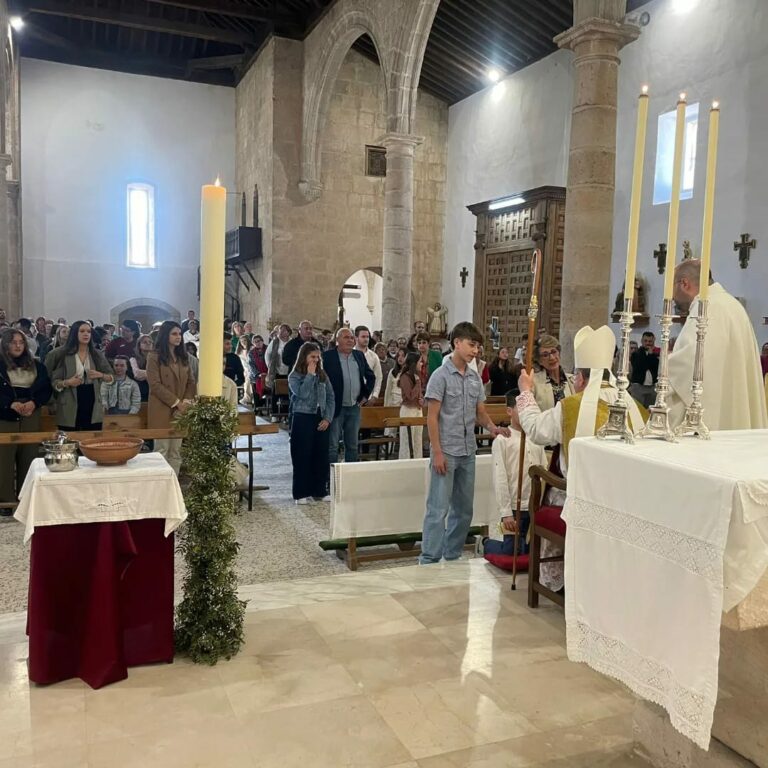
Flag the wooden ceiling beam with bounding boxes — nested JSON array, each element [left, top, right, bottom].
[[144, 0, 295, 23], [471, 0, 557, 54], [26, 0, 257, 46], [439, 1, 541, 61], [435, 6, 528, 68], [186, 53, 244, 75]]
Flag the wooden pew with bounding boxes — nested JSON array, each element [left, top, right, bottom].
[[0, 406, 278, 512], [356, 405, 401, 459], [319, 526, 488, 570]]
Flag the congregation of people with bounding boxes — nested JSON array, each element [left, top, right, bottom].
[[2, 261, 767, 576]]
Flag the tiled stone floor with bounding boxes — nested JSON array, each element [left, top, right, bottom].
[[0, 560, 648, 767]]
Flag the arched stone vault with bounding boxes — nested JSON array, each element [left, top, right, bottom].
[[298, 0, 440, 337], [299, 0, 439, 201]]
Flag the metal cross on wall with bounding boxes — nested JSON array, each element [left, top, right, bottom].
[[733, 233, 756, 269], [460, 266, 469, 287], [653, 243, 667, 274]]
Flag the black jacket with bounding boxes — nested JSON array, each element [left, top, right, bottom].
[[321, 349, 375, 418], [224, 352, 245, 387], [630, 348, 659, 385], [489, 364, 519, 397], [282, 335, 319, 372], [0, 360, 53, 422]]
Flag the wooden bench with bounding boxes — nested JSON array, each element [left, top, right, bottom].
[[319, 525, 489, 570], [356, 405, 401, 459], [0, 405, 278, 512]]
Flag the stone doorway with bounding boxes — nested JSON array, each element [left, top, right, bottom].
[[338, 267, 382, 332], [111, 298, 180, 335]]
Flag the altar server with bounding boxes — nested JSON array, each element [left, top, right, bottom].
[[668, 260, 767, 430]]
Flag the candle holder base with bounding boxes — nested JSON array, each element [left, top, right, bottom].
[[675, 404, 710, 440], [596, 402, 635, 443], [638, 405, 678, 442]]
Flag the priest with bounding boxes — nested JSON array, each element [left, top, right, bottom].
[[668, 260, 768, 430]]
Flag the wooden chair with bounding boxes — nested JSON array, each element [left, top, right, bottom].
[[269, 378, 290, 421], [528, 464, 567, 609]]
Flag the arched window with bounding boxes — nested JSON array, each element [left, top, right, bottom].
[[126, 182, 156, 268]]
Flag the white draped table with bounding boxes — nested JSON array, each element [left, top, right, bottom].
[[15, 452, 187, 542], [563, 430, 768, 750]]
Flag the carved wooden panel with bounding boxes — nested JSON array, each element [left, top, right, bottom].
[[487, 205, 536, 246], [469, 187, 566, 350]]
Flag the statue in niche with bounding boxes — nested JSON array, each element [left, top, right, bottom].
[[612, 275, 649, 324], [682, 240, 693, 260], [426, 302, 448, 336]]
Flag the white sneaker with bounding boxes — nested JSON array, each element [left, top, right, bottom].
[[319, 495, 332, 502], [295, 497, 313, 505]]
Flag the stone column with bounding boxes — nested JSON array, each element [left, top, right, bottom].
[[555, 1, 638, 368], [380, 132, 422, 339], [0, 153, 17, 318]]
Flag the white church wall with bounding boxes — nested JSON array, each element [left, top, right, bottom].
[[21, 59, 235, 325], [342, 269, 383, 332], [441, 51, 573, 325], [613, 0, 768, 345]]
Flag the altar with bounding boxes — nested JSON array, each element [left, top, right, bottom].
[[563, 431, 768, 764]]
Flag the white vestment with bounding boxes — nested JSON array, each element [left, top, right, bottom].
[[667, 283, 768, 430], [491, 430, 547, 516]]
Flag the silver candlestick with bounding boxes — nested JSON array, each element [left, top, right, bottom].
[[675, 298, 710, 439], [639, 297, 678, 442], [597, 297, 635, 443]]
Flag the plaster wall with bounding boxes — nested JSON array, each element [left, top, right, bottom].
[[21, 59, 235, 324], [442, 51, 573, 325]]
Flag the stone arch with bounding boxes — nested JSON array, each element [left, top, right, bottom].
[[110, 297, 180, 327], [299, 11, 389, 201]]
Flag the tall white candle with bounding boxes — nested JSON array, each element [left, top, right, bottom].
[[664, 93, 687, 299], [198, 179, 226, 398], [699, 102, 720, 301]]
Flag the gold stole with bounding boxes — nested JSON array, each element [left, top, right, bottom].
[[561, 388, 648, 465]]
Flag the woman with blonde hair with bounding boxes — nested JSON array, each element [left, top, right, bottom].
[[531, 334, 575, 411], [287, 342, 335, 504], [147, 321, 196, 474]]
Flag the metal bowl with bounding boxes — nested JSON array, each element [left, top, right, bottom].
[[42, 440, 79, 472]]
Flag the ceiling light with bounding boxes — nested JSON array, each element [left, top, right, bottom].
[[9, 16, 24, 30], [487, 68, 501, 83], [489, 196, 525, 211]]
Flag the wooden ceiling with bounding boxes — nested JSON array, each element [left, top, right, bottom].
[[10, 0, 650, 103]]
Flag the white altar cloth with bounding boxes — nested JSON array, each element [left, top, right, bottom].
[[330, 455, 495, 538], [15, 453, 187, 543], [563, 430, 768, 750]]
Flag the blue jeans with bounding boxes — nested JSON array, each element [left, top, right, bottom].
[[420, 453, 476, 564], [328, 405, 361, 464]]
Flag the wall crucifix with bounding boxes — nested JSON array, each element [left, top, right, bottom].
[[653, 243, 667, 274], [459, 266, 469, 287], [733, 233, 756, 269]]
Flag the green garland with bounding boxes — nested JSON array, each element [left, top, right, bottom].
[[174, 396, 246, 664]]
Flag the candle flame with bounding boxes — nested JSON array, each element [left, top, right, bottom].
[[641, 84, 649, 95], [214, 177, 221, 187], [712, 100, 720, 109], [679, 92, 687, 101]]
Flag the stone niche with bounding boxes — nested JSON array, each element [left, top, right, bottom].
[[234, 37, 447, 333]]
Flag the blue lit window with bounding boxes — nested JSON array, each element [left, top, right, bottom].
[[126, 183, 156, 268], [653, 103, 698, 205]]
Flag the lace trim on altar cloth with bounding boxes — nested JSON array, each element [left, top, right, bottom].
[[568, 620, 714, 751], [566, 497, 723, 584]]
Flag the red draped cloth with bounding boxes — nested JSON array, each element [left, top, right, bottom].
[[27, 518, 174, 689]]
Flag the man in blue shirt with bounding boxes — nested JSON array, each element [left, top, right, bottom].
[[322, 327, 375, 464], [420, 322, 510, 564]]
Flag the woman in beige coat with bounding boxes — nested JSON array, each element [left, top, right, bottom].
[[147, 320, 196, 474]]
